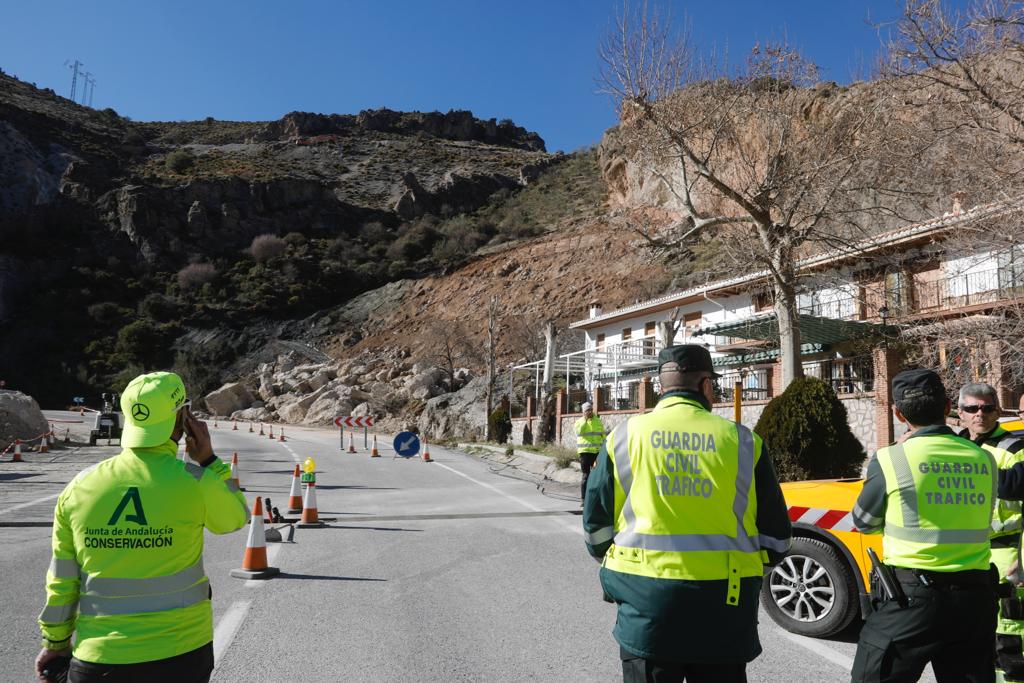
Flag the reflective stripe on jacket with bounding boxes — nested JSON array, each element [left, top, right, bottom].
[[601, 396, 767, 604], [39, 442, 250, 664], [983, 427, 1024, 538], [575, 416, 605, 454], [873, 435, 996, 572]]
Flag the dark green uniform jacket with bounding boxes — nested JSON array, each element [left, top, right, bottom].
[[582, 391, 792, 663]]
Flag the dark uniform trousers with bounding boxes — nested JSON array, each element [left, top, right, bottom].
[[851, 576, 997, 683], [621, 648, 746, 683], [69, 642, 214, 683], [579, 451, 598, 502]]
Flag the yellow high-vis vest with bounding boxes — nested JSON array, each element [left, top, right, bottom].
[[38, 442, 249, 664], [874, 435, 996, 572], [600, 396, 769, 606], [575, 415, 605, 455]]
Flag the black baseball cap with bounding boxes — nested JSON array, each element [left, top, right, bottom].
[[658, 345, 721, 378], [891, 369, 946, 403]]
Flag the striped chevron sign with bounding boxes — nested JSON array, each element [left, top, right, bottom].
[[787, 506, 859, 533], [334, 416, 375, 428]]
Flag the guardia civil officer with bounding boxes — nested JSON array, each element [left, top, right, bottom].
[[957, 382, 1024, 683], [35, 372, 250, 683], [583, 345, 792, 682], [851, 369, 999, 682], [574, 401, 605, 506]]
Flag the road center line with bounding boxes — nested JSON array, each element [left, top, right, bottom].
[[212, 599, 251, 666], [771, 625, 854, 672]]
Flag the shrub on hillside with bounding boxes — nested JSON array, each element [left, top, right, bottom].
[[138, 293, 180, 322], [489, 407, 512, 444], [164, 148, 194, 173], [177, 263, 217, 290], [283, 231, 306, 246], [754, 376, 866, 482], [248, 234, 287, 262]]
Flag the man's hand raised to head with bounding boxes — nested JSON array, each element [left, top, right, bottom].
[[184, 412, 214, 463]]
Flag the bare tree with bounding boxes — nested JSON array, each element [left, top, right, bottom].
[[599, 1, 898, 386], [536, 321, 559, 443], [485, 295, 499, 440], [657, 306, 682, 349], [420, 320, 482, 392]]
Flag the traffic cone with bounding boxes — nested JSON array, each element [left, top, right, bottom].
[[279, 428, 286, 442], [296, 480, 325, 528], [347, 431, 356, 454], [233, 419, 238, 431], [259, 423, 265, 436], [39, 436, 49, 453], [229, 497, 280, 580], [370, 433, 380, 457], [287, 465, 303, 513], [230, 452, 245, 491], [268, 425, 275, 440], [422, 436, 432, 462], [11, 439, 22, 463], [249, 422, 254, 433]]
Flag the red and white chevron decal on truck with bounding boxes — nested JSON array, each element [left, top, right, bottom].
[[787, 506, 860, 533]]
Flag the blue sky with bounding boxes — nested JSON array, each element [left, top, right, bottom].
[[1, 1, 934, 152]]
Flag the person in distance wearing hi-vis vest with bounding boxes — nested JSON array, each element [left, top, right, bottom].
[[850, 369, 1000, 682], [583, 345, 792, 683], [956, 382, 1024, 683], [575, 401, 605, 506], [35, 372, 250, 683]]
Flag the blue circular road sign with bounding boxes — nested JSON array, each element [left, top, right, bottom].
[[393, 431, 420, 458]]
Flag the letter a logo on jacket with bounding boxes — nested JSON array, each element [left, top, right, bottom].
[[107, 487, 148, 525]]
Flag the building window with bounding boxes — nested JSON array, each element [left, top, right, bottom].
[[644, 322, 656, 355], [885, 269, 912, 315], [683, 311, 702, 328], [998, 246, 1024, 290], [596, 333, 605, 351], [623, 327, 632, 341], [754, 292, 771, 312]]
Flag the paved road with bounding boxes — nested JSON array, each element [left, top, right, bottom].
[[0, 413, 935, 682]]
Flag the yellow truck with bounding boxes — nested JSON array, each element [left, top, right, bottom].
[[762, 419, 1024, 638]]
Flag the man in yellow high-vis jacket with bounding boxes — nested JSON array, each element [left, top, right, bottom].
[[957, 382, 1024, 683], [575, 401, 605, 506], [35, 372, 249, 683], [851, 369, 999, 682], [583, 345, 792, 682]]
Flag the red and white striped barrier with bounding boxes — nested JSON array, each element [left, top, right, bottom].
[[787, 506, 859, 533]]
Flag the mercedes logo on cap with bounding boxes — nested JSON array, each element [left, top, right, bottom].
[[131, 403, 150, 421]]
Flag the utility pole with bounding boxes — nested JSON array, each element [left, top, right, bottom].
[[88, 78, 97, 107], [64, 59, 84, 102], [81, 72, 93, 106]]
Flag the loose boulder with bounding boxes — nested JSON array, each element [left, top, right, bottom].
[[203, 382, 256, 416], [0, 390, 50, 446]]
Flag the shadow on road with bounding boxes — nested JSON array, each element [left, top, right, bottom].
[[315, 485, 398, 491], [277, 573, 387, 582], [327, 525, 422, 532]]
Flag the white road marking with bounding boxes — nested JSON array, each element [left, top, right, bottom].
[[772, 625, 854, 672], [212, 599, 251, 665]]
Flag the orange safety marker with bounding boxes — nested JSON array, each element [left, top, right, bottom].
[[370, 433, 380, 457], [422, 436, 432, 462], [12, 439, 22, 463], [259, 423, 265, 436], [279, 428, 286, 442], [287, 465, 303, 513], [268, 425, 275, 440], [39, 435, 49, 453], [230, 452, 246, 491], [296, 479, 324, 528], [229, 497, 280, 580], [347, 431, 357, 454], [232, 419, 238, 431]]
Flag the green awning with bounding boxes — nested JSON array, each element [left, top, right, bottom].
[[696, 313, 895, 346], [712, 343, 828, 368]]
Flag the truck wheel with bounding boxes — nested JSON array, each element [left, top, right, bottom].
[[760, 536, 859, 638]]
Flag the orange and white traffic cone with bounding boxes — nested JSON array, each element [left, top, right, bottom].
[[296, 480, 325, 528], [347, 431, 357, 454], [233, 419, 238, 431], [370, 433, 380, 457], [279, 428, 286, 442], [39, 436, 49, 453], [12, 439, 22, 463], [422, 436, 432, 462], [229, 497, 280, 580], [249, 422, 254, 433], [287, 465, 303, 513], [268, 425, 275, 440], [230, 452, 245, 491], [259, 423, 265, 436]]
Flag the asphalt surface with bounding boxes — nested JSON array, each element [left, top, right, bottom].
[[0, 412, 937, 682]]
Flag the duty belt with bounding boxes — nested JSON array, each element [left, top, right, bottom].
[[892, 566, 996, 590], [991, 533, 1023, 549]]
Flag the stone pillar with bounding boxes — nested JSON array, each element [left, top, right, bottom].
[[771, 360, 784, 398], [639, 376, 655, 412], [526, 396, 535, 419], [594, 385, 605, 414], [873, 346, 902, 449]]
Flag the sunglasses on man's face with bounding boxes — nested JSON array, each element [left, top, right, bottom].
[[960, 404, 998, 414]]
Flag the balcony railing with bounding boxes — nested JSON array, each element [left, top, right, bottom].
[[713, 368, 771, 403], [912, 267, 1024, 313], [802, 355, 874, 395]]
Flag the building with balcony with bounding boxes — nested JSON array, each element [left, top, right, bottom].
[[509, 197, 1024, 452]]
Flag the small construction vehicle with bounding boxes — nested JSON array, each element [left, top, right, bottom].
[[89, 393, 123, 446]]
